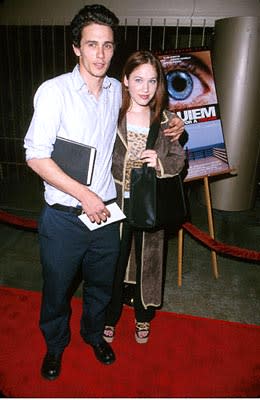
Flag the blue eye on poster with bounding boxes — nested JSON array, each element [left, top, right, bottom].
[[158, 48, 231, 181]]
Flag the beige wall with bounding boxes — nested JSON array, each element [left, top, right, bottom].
[[0, 0, 260, 26]]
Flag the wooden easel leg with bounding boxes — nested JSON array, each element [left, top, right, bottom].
[[177, 228, 184, 286], [203, 177, 219, 279]]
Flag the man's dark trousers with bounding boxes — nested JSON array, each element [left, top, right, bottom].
[[38, 205, 120, 354]]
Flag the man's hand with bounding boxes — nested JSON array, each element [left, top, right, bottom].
[[80, 189, 111, 224], [163, 115, 184, 142]]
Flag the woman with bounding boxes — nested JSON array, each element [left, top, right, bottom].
[[104, 50, 186, 344]]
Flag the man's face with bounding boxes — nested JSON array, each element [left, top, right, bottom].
[[73, 23, 115, 80]]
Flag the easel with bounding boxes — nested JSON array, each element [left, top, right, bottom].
[[177, 169, 233, 287]]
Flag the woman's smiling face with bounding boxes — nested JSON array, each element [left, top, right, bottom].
[[124, 63, 158, 109]]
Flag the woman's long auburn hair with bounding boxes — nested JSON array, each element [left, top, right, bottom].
[[118, 51, 168, 126]]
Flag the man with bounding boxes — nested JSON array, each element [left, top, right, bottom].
[[24, 4, 184, 380]]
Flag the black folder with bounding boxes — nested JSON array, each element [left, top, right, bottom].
[[51, 136, 96, 186]]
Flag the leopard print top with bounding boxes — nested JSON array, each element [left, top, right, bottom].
[[124, 123, 149, 194]]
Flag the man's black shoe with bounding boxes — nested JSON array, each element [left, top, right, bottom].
[[90, 340, 115, 365], [41, 352, 62, 380]]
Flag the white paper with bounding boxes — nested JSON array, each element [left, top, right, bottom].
[[78, 202, 126, 231]]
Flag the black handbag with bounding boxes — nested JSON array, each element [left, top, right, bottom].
[[128, 121, 188, 230]]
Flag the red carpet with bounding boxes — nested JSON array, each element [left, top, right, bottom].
[[0, 286, 259, 398]]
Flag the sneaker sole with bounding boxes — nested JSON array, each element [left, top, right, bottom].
[[103, 335, 114, 343], [135, 332, 149, 344]]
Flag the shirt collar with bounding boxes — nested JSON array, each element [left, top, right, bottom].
[[72, 64, 112, 91]]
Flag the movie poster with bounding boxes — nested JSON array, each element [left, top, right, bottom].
[[158, 49, 230, 181]]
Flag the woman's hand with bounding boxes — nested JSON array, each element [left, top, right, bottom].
[[163, 115, 184, 141], [140, 149, 158, 168]]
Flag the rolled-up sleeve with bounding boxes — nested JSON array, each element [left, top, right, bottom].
[[24, 81, 62, 160]]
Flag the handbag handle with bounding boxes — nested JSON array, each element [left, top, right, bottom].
[[145, 120, 161, 150]]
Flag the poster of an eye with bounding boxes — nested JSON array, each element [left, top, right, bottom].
[[158, 48, 230, 181]]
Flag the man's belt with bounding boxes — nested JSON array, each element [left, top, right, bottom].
[[49, 198, 116, 216], [49, 203, 83, 215]]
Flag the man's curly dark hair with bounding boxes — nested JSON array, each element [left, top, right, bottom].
[[71, 4, 119, 48]]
